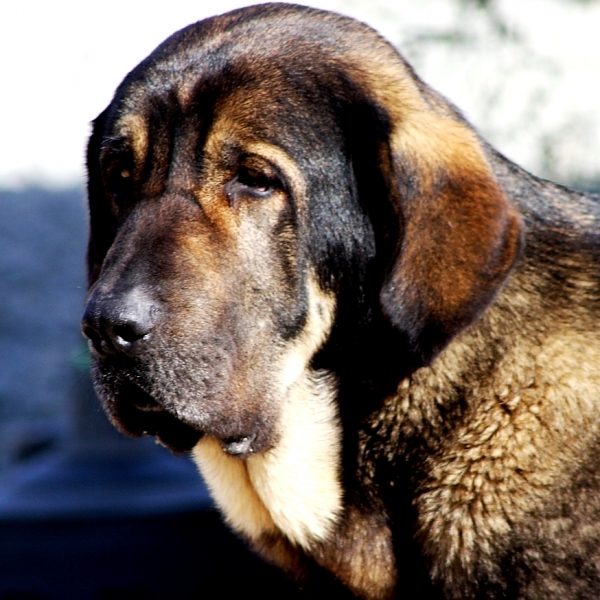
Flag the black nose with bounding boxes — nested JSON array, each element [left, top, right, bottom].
[[81, 286, 162, 357]]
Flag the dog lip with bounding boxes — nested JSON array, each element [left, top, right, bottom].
[[120, 377, 164, 412], [106, 379, 203, 453], [113, 380, 265, 456], [220, 433, 258, 457]]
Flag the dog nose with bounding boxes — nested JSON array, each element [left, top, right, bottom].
[[81, 287, 162, 357]]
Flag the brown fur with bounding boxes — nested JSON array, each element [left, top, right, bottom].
[[82, 4, 600, 599]]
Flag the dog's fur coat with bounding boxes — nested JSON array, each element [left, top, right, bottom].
[[82, 4, 600, 598]]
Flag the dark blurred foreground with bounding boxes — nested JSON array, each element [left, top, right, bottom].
[[0, 511, 300, 599]]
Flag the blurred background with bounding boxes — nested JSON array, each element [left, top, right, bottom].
[[0, 0, 598, 598]]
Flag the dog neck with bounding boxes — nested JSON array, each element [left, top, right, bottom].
[[192, 368, 343, 549]]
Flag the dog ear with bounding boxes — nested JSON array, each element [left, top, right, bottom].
[[301, 12, 524, 367], [373, 105, 523, 365]]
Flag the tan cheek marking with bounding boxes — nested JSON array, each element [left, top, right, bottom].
[[277, 276, 337, 390], [175, 221, 231, 278]]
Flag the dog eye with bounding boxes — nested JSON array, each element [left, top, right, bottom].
[[236, 166, 279, 197], [105, 163, 133, 210]]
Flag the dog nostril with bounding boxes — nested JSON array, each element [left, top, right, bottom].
[[108, 310, 158, 355], [113, 322, 148, 344]]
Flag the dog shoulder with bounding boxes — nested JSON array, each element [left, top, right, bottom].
[[389, 258, 600, 596]]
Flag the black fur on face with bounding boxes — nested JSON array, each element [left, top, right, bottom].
[[83, 4, 521, 458], [83, 18, 398, 456], [83, 6, 600, 600]]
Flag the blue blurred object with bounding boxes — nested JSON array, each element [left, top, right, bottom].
[[0, 367, 212, 519], [0, 188, 300, 599]]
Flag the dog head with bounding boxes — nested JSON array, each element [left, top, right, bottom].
[[82, 3, 522, 455]]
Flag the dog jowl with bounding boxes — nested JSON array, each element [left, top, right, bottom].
[[82, 4, 600, 599]]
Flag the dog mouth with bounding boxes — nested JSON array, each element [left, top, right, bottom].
[[108, 380, 203, 454], [106, 379, 261, 457]]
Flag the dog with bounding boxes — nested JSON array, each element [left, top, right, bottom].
[[81, 4, 600, 598]]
